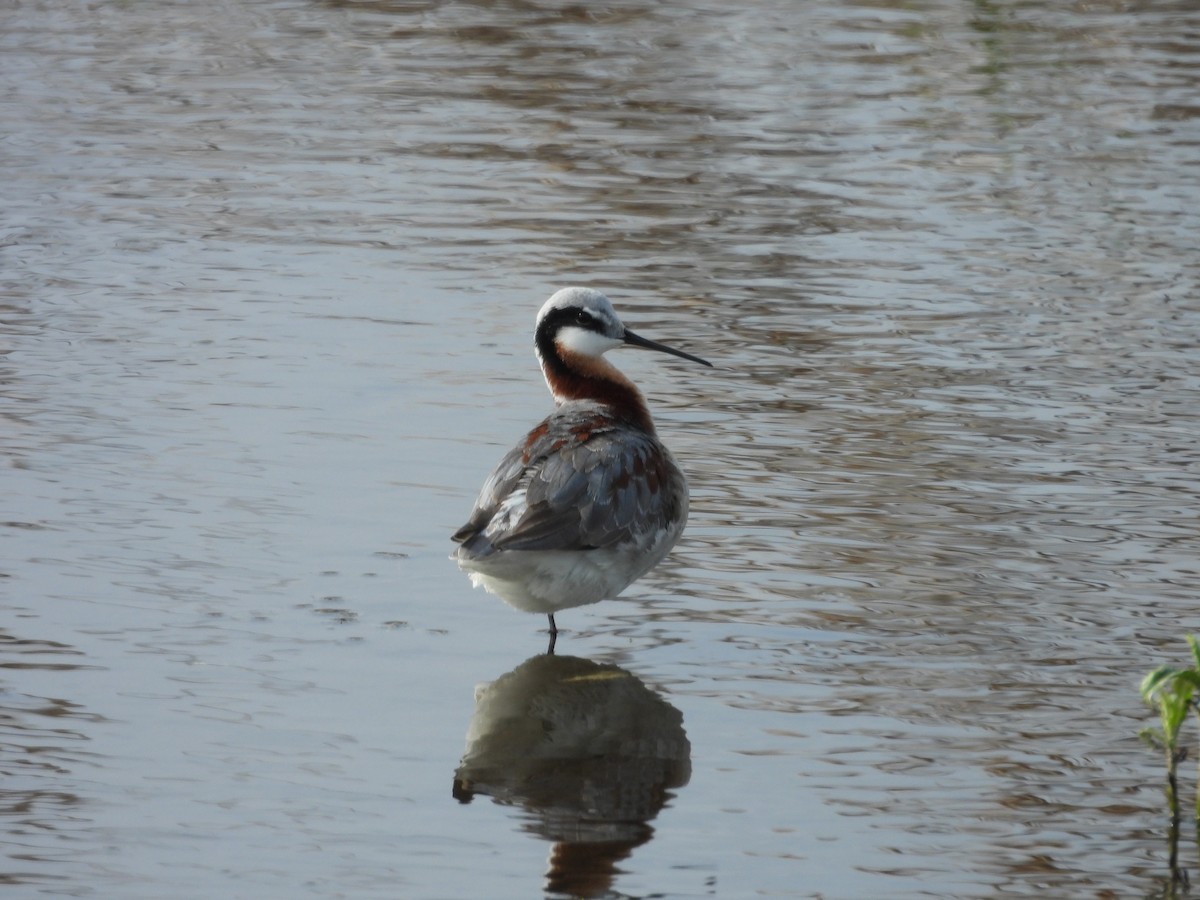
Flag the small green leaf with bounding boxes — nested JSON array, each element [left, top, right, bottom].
[[1140, 726, 1165, 751], [1143, 665, 1187, 702], [1187, 634, 1200, 670]]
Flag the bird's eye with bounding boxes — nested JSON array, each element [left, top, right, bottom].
[[574, 309, 592, 326]]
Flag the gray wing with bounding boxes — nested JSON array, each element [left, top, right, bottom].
[[452, 413, 684, 559]]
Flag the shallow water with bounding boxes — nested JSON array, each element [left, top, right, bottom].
[[4, 0, 1200, 896]]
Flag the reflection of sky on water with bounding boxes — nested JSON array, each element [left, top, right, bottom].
[[0, 630, 101, 885], [2, 0, 1198, 895]]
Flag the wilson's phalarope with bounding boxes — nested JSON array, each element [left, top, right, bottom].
[[452, 287, 710, 642]]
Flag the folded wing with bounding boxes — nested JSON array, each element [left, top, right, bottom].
[[453, 409, 684, 559]]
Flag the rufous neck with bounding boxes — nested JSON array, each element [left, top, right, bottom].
[[538, 345, 656, 434]]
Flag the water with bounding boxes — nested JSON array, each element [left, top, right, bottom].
[[4, 0, 1199, 896]]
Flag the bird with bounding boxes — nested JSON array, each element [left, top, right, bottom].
[[452, 287, 711, 645]]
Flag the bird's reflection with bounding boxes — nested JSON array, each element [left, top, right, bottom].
[[453, 653, 691, 898]]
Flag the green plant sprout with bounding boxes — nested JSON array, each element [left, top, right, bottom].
[[1141, 635, 1200, 893]]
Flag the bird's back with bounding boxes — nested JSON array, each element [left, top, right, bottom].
[[452, 400, 688, 562]]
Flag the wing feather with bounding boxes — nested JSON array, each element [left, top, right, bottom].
[[453, 405, 684, 559]]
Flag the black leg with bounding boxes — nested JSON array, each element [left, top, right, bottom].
[[547, 613, 558, 636], [546, 613, 558, 655]]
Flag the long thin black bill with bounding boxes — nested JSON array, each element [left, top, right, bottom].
[[623, 328, 712, 367]]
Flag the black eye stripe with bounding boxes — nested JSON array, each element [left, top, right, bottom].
[[542, 306, 601, 332], [534, 305, 613, 362]]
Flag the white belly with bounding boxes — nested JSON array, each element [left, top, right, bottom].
[[455, 521, 684, 615]]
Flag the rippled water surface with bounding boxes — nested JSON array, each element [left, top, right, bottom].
[[5, 0, 1200, 896]]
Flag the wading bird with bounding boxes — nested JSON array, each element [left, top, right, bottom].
[[452, 287, 710, 647]]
